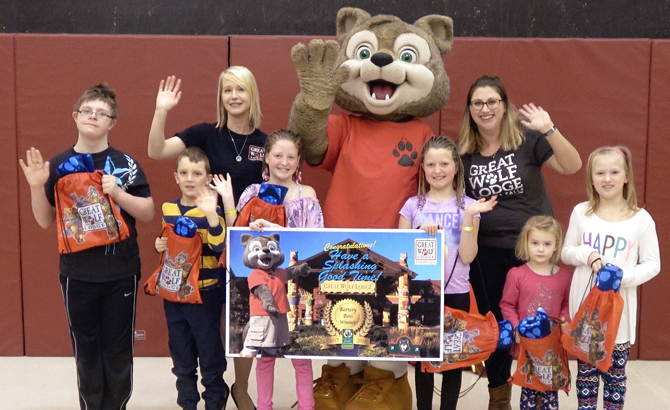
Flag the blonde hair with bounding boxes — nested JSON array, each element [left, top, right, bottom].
[[418, 136, 465, 209], [585, 146, 638, 215], [515, 215, 564, 265], [263, 129, 304, 182], [458, 75, 524, 156], [216, 66, 262, 130]]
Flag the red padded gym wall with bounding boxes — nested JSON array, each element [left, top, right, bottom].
[[0, 34, 25, 355], [229, 35, 441, 202], [638, 39, 670, 359], [16, 34, 228, 356]]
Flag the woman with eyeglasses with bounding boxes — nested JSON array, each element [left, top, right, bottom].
[[148, 66, 266, 410], [457, 75, 581, 410]]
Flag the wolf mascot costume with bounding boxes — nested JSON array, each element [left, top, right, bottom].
[[288, 7, 453, 410]]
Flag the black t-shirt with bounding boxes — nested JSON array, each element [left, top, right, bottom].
[[462, 130, 554, 249], [45, 146, 152, 282], [176, 123, 266, 204]]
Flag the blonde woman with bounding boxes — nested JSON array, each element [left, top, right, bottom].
[[148, 66, 266, 410]]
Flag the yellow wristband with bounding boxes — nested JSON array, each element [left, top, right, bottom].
[[462, 226, 474, 232], [224, 209, 238, 217]]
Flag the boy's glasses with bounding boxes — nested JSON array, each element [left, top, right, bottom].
[[78, 109, 114, 120], [470, 98, 503, 111]]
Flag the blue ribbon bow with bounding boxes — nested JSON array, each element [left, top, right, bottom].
[[518, 307, 551, 339], [258, 183, 288, 205], [174, 216, 198, 238], [596, 263, 624, 292], [56, 153, 95, 177]]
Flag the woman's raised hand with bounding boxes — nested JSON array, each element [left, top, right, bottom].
[[518, 103, 554, 134], [156, 75, 182, 112]]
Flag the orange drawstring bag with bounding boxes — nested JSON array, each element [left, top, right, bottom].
[[421, 287, 502, 373], [55, 170, 129, 254], [561, 287, 624, 372], [512, 319, 571, 393], [144, 224, 203, 304], [219, 192, 288, 267]]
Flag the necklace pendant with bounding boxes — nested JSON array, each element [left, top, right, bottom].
[[236, 155, 242, 162]]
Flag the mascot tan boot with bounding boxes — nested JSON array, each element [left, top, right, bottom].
[[344, 366, 411, 410], [488, 383, 512, 410], [313, 363, 359, 410]]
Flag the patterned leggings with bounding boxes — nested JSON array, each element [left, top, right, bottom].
[[576, 342, 630, 410], [520, 387, 558, 410]]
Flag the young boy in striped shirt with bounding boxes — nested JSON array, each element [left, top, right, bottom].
[[155, 146, 229, 410]]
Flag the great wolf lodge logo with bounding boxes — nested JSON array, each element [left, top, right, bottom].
[[414, 238, 437, 265], [570, 304, 607, 363], [468, 154, 523, 197], [77, 203, 107, 232], [248, 145, 264, 161], [442, 311, 481, 363], [63, 185, 121, 243], [520, 350, 569, 390]]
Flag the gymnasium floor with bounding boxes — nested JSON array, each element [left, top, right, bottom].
[[2, 357, 668, 409]]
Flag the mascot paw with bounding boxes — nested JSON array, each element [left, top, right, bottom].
[[295, 262, 311, 277], [263, 303, 279, 315], [291, 39, 349, 111]]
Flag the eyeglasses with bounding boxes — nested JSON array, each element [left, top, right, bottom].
[[469, 98, 503, 111], [78, 109, 114, 120]]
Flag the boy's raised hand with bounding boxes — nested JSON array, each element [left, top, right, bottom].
[[156, 75, 182, 112], [19, 147, 50, 189]]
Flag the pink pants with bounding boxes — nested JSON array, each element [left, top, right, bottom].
[[256, 357, 314, 410]]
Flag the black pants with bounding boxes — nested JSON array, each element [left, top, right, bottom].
[[415, 292, 470, 410], [469, 246, 523, 388], [60, 274, 138, 410]]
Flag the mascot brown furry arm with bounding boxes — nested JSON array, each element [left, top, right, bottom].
[[288, 7, 454, 410]]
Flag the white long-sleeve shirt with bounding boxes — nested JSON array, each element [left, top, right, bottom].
[[561, 202, 660, 345]]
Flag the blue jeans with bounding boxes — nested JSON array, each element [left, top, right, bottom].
[[164, 287, 227, 410]]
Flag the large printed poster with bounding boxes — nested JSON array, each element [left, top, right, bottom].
[[226, 227, 445, 361]]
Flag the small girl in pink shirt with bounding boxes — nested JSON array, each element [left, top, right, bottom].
[[500, 215, 572, 410]]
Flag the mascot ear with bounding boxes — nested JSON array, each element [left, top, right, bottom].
[[336, 7, 371, 43], [269, 233, 281, 243], [414, 15, 454, 55], [241, 233, 254, 246]]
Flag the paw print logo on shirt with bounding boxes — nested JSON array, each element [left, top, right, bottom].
[[393, 139, 418, 167], [485, 174, 498, 184]]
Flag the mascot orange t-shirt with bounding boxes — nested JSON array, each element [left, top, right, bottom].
[[321, 114, 432, 228], [248, 268, 291, 316]]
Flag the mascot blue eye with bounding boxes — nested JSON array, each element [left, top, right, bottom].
[[399, 49, 417, 63], [357, 46, 372, 60]]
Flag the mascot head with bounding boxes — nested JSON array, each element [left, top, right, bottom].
[[241, 233, 285, 271], [334, 7, 453, 121]]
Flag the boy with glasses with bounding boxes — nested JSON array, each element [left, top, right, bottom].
[[20, 83, 154, 410]]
